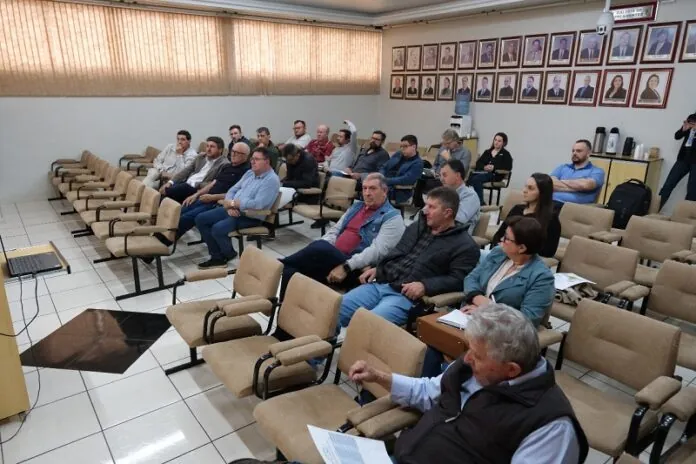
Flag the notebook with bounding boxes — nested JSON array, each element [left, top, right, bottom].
[[437, 310, 471, 330]]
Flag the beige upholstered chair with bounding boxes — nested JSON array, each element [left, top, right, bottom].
[[253, 308, 427, 464], [482, 169, 512, 206], [119, 145, 161, 170], [277, 170, 327, 228], [483, 189, 523, 241], [90, 187, 160, 245], [49, 150, 95, 199], [228, 193, 281, 254], [555, 299, 681, 458], [74, 179, 146, 237], [55, 158, 110, 197], [165, 246, 283, 375], [472, 213, 491, 248], [202, 273, 342, 400], [385, 142, 401, 155], [652, 201, 696, 263], [69, 170, 134, 215], [648, 386, 696, 463], [554, 203, 614, 261], [293, 175, 357, 234]]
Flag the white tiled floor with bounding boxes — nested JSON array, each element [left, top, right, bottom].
[[0, 198, 693, 463]]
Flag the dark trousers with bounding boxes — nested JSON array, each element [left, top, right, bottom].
[[421, 346, 448, 378], [413, 177, 442, 208], [659, 159, 696, 209], [164, 183, 197, 204], [467, 172, 496, 205], [176, 200, 217, 239]]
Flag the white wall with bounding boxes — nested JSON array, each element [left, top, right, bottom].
[[378, 2, 696, 210], [0, 95, 379, 201]]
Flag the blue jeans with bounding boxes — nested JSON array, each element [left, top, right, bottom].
[[421, 346, 449, 378], [339, 282, 413, 327], [467, 172, 495, 205], [177, 200, 217, 239], [194, 206, 262, 260], [659, 158, 696, 209]]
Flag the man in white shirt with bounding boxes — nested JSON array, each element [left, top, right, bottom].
[[142, 130, 198, 189], [278, 120, 312, 150]]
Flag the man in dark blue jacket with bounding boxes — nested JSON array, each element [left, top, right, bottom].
[[380, 134, 424, 204]]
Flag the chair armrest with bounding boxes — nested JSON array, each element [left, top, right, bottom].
[[219, 299, 273, 317], [645, 214, 670, 221], [100, 200, 136, 210], [137, 162, 154, 169], [661, 386, 696, 421], [355, 407, 422, 439], [116, 212, 151, 222], [74, 176, 103, 183], [185, 268, 230, 282], [297, 187, 322, 195], [604, 281, 651, 302], [542, 257, 559, 269], [54, 158, 81, 164], [480, 205, 501, 214], [635, 376, 682, 410], [129, 225, 169, 236], [589, 231, 623, 243], [494, 169, 511, 175], [121, 153, 145, 160], [324, 195, 354, 202], [346, 395, 397, 426], [268, 335, 323, 357], [671, 250, 695, 262], [63, 168, 93, 175], [537, 328, 564, 349], [422, 292, 466, 308], [473, 237, 490, 248], [274, 340, 333, 366], [88, 191, 122, 199], [394, 185, 415, 190], [242, 209, 271, 217]]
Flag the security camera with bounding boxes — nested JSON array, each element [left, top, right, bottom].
[[596, 0, 614, 36]]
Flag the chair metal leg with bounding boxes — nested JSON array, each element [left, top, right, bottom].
[[238, 237, 244, 255], [47, 196, 64, 201], [156, 257, 165, 287], [93, 254, 124, 264], [164, 347, 205, 375], [496, 189, 502, 206], [114, 255, 178, 301], [488, 188, 493, 205], [60, 210, 77, 216]]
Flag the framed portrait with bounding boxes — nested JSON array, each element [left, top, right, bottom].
[[390, 75, 405, 100], [457, 40, 477, 69], [477, 39, 498, 69], [548, 32, 576, 67], [391, 46, 405, 72], [517, 71, 544, 104], [474, 72, 495, 102], [420, 74, 437, 100], [495, 72, 518, 103], [437, 74, 455, 100], [522, 34, 547, 67], [422, 44, 439, 71], [569, 70, 601, 107], [599, 69, 635, 107], [606, 26, 643, 65], [575, 30, 606, 66], [406, 45, 422, 71], [641, 22, 681, 64], [542, 71, 570, 105], [455, 73, 474, 100], [632, 68, 673, 109], [439, 43, 457, 70], [404, 75, 421, 100], [680, 20, 696, 62], [499, 36, 521, 68]]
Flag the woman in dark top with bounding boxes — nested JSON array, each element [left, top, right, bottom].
[[492, 172, 561, 258], [467, 132, 513, 205], [604, 75, 627, 100]]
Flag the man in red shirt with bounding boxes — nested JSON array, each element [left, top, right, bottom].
[[305, 124, 334, 163]]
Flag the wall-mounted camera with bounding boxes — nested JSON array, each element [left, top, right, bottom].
[[596, 0, 614, 36]]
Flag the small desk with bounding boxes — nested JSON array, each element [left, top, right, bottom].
[[417, 312, 468, 359]]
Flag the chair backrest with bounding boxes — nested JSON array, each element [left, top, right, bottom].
[[330, 133, 339, 144], [139, 187, 161, 217], [565, 299, 679, 390], [94, 159, 110, 178], [385, 142, 401, 155], [124, 179, 146, 211], [79, 150, 91, 164], [500, 189, 524, 221], [277, 162, 287, 181], [234, 247, 283, 299], [263, 193, 282, 225], [622, 215, 694, 263], [648, 260, 696, 324], [473, 212, 490, 238], [672, 200, 696, 237], [558, 203, 614, 240], [648, 192, 661, 215], [339, 308, 427, 397], [103, 166, 121, 185], [324, 176, 357, 211], [197, 141, 207, 153], [424, 145, 440, 166], [155, 198, 181, 243], [277, 273, 341, 340], [113, 171, 134, 193], [144, 146, 161, 161], [560, 236, 639, 290]]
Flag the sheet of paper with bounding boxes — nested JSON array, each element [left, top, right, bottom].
[[437, 310, 471, 330], [554, 272, 595, 291], [307, 425, 393, 464]]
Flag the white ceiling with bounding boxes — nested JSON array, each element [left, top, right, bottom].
[[265, 0, 456, 14]]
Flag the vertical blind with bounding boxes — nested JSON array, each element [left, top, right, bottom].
[[0, 0, 381, 96]]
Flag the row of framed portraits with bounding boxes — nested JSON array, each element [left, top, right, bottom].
[[391, 20, 696, 72], [389, 67, 673, 109]]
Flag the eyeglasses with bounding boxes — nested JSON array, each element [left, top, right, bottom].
[[250, 156, 266, 162], [400, 144, 413, 150], [501, 235, 517, 244], [232, 150, 247, 156]]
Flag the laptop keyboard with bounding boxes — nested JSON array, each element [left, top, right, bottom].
[[10, 253, 61, 275]]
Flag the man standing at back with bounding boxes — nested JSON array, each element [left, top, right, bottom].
[[550, 139, 605, 206], [278, 120, 312, 150], [143, 130, 198, 189], [305, 124, 334, 164]]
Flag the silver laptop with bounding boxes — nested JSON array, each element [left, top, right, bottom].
[[0, 235, 62, 277]]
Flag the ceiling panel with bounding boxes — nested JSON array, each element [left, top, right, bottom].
[[264, 0, 459, 14]]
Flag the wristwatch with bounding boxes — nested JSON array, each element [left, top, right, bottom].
[[342, 263, 351, 273]]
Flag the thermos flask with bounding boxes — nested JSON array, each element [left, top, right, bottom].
[[622, 137, 635, 157], [592, 127, 605, 154], [606, 127, 620, 155]]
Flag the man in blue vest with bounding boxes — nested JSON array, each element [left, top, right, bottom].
[[278, 173, 405, 300]]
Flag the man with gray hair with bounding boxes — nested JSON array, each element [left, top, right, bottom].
[[349, 303, 588, 464]]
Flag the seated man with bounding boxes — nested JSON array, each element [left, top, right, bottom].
[[349, 303, 588, 464], [380, 134, 424, 204], [414, 129, 470, 207], [228, 125, 252, 158], [142, 130, 198, 189], [176, 142, 251, 239], [194, 147, 280, 268], [339, 187, 479, 327], [278, 144, 319, 209], [279, 173, 405, 299], [551, 139, 605, 206], [325, 120, 358, 173], [440, 160, 480, 234], [305, 124, 334, 164], [254, 127, 281, 172], [278, 120, 312, 150], [343, 130, 390, 181], [161, 136, 230, 204]]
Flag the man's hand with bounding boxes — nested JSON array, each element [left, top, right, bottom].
[[344, 168, 353, 174], [350, 172, 362, 180], [257, 141, 266, 148], [182, 194, 198, 207], [175, 144, 184, 154], [460, 304, 477, 314], [227, 208, 241, 217], [440, 149, 451, 161], [401, 281, 426, 300], [484, 164, 494, 172], [683, 120, 692, 131], [159, 183, 169, 195], [359, 267, 377, 284], [349, 360, 393, 390], [223, 199, 236, 209], [199, 194, 215, 203], [327, 264, 348, 283]]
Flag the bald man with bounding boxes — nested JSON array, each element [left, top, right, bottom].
[[176, 142, 251, 239], [306, 124, 335, 163]]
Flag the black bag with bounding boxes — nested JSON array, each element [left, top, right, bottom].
[[606, 179, 652, 229]]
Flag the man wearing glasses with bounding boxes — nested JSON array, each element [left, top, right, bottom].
[[195, 147, 280, 268], [380, 134, 424, 204]]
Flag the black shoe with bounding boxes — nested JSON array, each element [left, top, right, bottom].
[[310, 219, 328, 229], [140, 256, 154, 264], [197, 258, 228, 269]]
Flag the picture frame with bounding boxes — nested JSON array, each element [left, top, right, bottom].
[[477, 38, 498, 69], [406, 45, 422, 71], [422, 44, 439, 71], [606, 26, 643, 65], [575, 30, 606, 66], [457, 40, 477, 69], [390, 74, 405, 100], [495, 72, 518, 103], [522, 34, 547, 67], [455, 73, 474, 100], [547, 31, 576, 67], [641, 22, 681, 64], [632, 68, 673, 109], [517, 71, 544, 104], [680, 20, 696, 63], [437, 73, 455, 100], [499, 36, 522, 68], [391, 46, 405, 72], [542, 71, 571, 105], [609, 1, 657, 24], [599, 69, 635, 108], [420, 74, 437, 100], [439, 43, 457, 70], [569, 70, 601, 107], [474, 72, 495, 102], [404, 75, 421, 100]]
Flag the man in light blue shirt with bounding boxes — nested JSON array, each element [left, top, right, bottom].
[[551, 139, 605, 205], [349, 304, 588, 464], [195, 146, 280, 268]]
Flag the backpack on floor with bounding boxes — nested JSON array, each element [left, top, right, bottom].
[[606, 179, 652, 229]]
